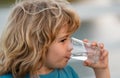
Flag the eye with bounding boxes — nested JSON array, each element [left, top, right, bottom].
[[60, 39, 67, 42]]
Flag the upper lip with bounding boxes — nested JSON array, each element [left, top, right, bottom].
[[65, 54, 71, 59]]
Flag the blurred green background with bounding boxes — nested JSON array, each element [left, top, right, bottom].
[[0, 0, 15, 7], [0, 0, 79, 7]]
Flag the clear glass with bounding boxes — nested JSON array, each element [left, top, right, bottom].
[[71, 37, 100, 63]]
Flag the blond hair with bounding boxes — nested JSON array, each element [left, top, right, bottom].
[[0, 0, 80, 78]]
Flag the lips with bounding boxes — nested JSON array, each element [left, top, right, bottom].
[[65, 54, 71, 60], [65, 56, 70, 60]]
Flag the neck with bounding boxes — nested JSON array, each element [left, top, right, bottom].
[[34, 65, 54, 75]]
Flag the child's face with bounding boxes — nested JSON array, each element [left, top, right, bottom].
[[45, 26, 73, 69]]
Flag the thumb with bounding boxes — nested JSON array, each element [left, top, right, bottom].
[[83, 60, 92, 66]]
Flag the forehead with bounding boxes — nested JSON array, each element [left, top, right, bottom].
[[56, 25, 70, 38]]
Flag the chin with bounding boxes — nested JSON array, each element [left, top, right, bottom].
[[52, 61, 68, 69], [58, 63, 67, 69]]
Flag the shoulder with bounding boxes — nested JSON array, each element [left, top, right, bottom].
[[0, 73, 13, 78], [61, 65, 79, 78], [0, 73, 29, 78], [64, 65, 76, 73], [65, 65, 73, 70]]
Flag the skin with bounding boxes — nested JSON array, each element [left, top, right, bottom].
[[45, 28, 72, 69], [36, 26, 72, 75], [83, 39, 110, 78], [36, 26, 110, 78]]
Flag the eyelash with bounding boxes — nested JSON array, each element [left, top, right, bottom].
[[60, 39, 67, 42]]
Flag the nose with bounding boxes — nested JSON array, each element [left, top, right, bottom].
[[67, 40, 73, 52]]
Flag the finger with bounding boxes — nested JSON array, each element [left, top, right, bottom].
[[91, 41, 97, 46], [103, 49, 109, 58], [100, 49, 108, 60], [91, 41, 98, 49], [100, 49, 109, 69], [83, 60, 93, 67], [100, 49, 104, 60], [99, 43, 104, 49], [83, 39, 89, 43]]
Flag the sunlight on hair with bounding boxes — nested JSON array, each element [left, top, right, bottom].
[[15, 0, 69, 16]]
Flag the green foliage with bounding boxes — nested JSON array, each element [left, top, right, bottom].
[[0, 0, 15, 7], [67, 0, 79, 2]]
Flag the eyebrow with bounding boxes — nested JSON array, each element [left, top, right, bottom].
[[56, 34, 70, 40]]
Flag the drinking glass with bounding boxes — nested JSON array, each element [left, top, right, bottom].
[[71, 37, 100, 63]]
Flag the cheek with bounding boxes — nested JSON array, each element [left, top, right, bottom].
[[47, 46, 64, 60], [46, 45, 66, 67], [48, 43, 65, 57]]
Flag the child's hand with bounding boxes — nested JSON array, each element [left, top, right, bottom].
[[83, 39, 109, 69]]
